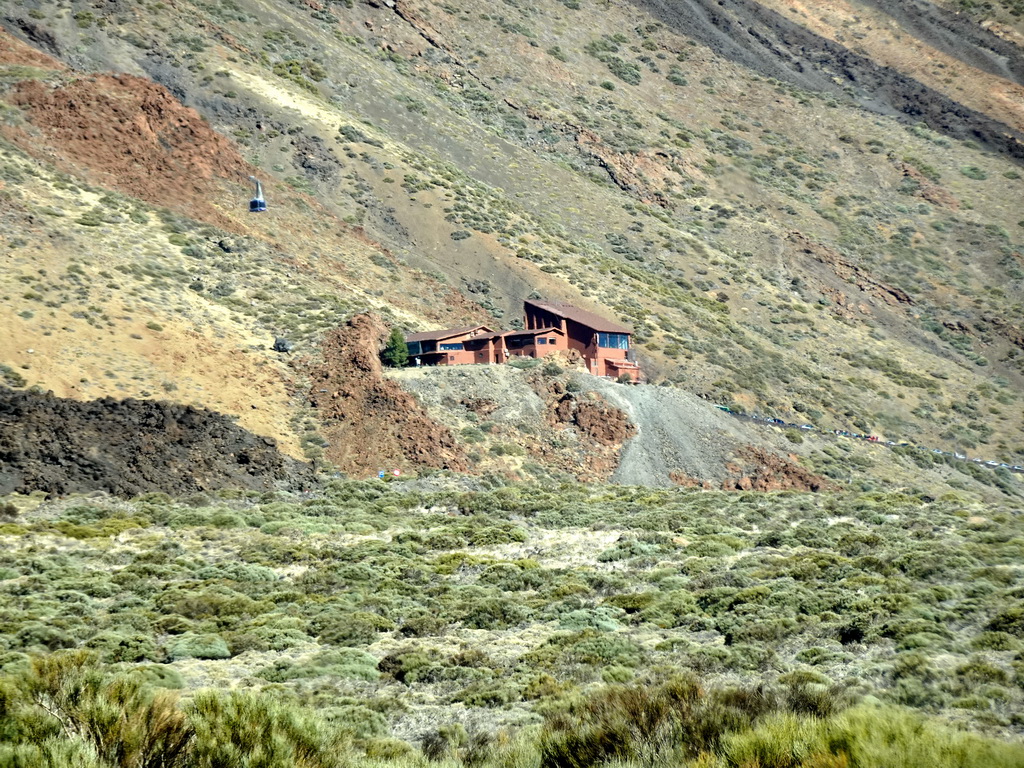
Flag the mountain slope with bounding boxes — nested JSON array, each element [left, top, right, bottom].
[[1, 0, 1023, 485]]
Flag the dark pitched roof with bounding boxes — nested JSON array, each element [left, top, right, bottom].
[[405, 324, 494, 343], [525, 300, 631, 334]]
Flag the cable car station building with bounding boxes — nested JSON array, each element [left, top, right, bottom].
[[404, 300, 641, 381]]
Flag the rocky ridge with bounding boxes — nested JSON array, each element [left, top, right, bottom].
[[0, 387, 314, 498]]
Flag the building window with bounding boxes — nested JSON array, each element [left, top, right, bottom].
[[597, 332, 629, 349], [548, 338, 556, 344], [440, 343, 464, 351], [538, 338, 547, 345]]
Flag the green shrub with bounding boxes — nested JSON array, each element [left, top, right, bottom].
[[258, 649, 379, 683], [604, 592, 657, 613], [459, 597, 530, 630], [84, 630, 160, 663], [559, 608, 622, 632], [166, 633, 231, 661], [601, 665, 634, 683], [398, 612, 449, 637], [960, 166, 988, 180], [377, 647, 444, 684], [956, 656, 1009, 686], [127, 664, 184, 690], [362, 737, 413, 759], [639, 591, 701, 628], [189, 690, 351, 768], [453, 679, 521, 707], [972, 632, 1019, 651], [721, 711, 825, 768], [157, 586, 269, 622], [539, 630, 646, 668], [4, 651, 193, 768], [725, 704, 1024, 768], [317, 611, 394, 647], [421, 723, 469, 761], [0, 739, 109, 768], [987, 606, 1024, 637], [381, 327, 409, 367], [539, 675, 756, 767]]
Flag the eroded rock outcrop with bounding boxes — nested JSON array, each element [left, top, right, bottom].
[[6, 72, 250, 226], [308, 314, 467, 476], [789, 231, 914, 307], [533, 376, 637, 481], [723, 446, 832, 492]]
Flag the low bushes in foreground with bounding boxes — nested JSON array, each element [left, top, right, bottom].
[[2, 482, 1024, 765], [1, 651, 1022, 768]]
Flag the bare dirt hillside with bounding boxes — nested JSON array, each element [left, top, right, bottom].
[[631, 0, 1024, 157], [586, 379, 816, 488], [0, 32, 489, 462], [9, 74, 248, 226], [391, 363, 826, 488], [391, 363, 639, 483]]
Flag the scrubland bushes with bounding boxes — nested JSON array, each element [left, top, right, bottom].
[[1, 480, 1023, 766], [718, 705, 1024, 768], [1, 653, 1021, 768]]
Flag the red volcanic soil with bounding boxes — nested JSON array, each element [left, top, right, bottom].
[[307, 314, 468, 476], [7, 73, 250, 225], [0, 29, 65, 68]]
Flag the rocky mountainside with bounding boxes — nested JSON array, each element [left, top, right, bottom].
[[1, 0, 1023, 493]]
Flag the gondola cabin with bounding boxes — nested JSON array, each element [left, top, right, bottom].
[[248, 176, 267, 213]]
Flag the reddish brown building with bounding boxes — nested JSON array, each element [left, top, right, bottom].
[[404, 300, 641, 380], [498, 326, 567, 361], [405, 324, 497, 366], [523, 299, 640, 380]]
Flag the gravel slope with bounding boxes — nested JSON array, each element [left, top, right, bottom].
[[394, 365, 798, 487], [581, 378, 785, 486]]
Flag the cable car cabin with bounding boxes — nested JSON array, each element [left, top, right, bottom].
[[248, 176, 267, 213]]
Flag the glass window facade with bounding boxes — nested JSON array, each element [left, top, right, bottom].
[[440, 343, 464, 351], [596, 332, 629, 349]]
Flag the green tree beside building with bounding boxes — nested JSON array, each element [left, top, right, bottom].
[[381, 327, 409, 368]]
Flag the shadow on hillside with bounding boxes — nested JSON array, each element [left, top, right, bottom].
[[629, 0, 1024, 162]]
